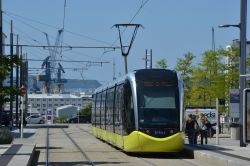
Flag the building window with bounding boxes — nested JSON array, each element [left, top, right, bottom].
[[31, 99, 34, 101], [43, 104, 46, 107], [37, 99, 40, 101], [48, 99, 52, 101], [37, 104, 40, 107], [43, 99, 46, 101], [49, 104, 52, 107], [60, 99, 64, 101]]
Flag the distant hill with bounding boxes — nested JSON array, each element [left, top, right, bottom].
[[28, 76, 102, 93], [4, 76, 102, 93]]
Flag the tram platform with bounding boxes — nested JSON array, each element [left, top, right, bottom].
[[184, 134, 250, 166], [1, 126, 250, 166], [0, 128, 36, 166], [0, 124, 68, 166]]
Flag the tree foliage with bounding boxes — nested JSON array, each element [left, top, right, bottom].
[[79, 102, 92, 116], [0, 54, 21, 105], [174, 52, 195, 105], [174, 48, 239, 114], [156, 58, 168, 69]]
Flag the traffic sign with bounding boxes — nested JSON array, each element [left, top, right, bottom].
[[21, 85, 27, 95]]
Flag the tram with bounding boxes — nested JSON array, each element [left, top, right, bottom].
[[91, 69, 184, 152]]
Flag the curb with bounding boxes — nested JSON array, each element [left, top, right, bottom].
[[5, 144, 36, 166], [184, 145, 250, 166], [27, 144, 36, 166]]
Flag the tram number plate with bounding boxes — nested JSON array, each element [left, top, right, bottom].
[[154, 130, 166, 135]]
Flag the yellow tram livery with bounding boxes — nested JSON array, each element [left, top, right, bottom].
[[91, 69, 184, 152]]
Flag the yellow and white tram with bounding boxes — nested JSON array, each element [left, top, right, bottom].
[[91, 69, 184, 152]]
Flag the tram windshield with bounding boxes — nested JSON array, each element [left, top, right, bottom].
[[137, 81, 179, 128]]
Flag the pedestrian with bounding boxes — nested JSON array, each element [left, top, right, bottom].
[[185, 114, 196, 145], [198, 114, 210, 145], [193, 115, 199, 144]]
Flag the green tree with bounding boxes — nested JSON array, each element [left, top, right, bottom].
[[79, 102, 92, 116], [189, 50, 226, 107], [174, 52, 195, 106], [0, 54, 21, 105], [218, 47, 240, 113], [156, 58, 168, 69]]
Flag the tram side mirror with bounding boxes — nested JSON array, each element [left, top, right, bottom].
[[243, 88, 250, 144]]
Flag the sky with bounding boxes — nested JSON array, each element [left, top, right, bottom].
[[3, 0, 250, 85]]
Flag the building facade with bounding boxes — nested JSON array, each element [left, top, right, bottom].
[[28, 94, 87, 115]]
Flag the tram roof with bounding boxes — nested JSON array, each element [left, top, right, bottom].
[[95, 68, 178, 93]]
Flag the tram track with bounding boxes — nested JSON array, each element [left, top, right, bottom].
[[61, 127, 96, 166], [45, 126, 50, 166], [76, 125, 202, 166], [41, 124, 213, 166]]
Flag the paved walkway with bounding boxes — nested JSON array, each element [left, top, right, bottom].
[[1, 126, 250, 166], [185, 134, 250, 166], [0, 127, 36, 166]]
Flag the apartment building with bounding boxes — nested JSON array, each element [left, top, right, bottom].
[[28, 93, 86, 115]]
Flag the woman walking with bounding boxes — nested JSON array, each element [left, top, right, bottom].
[[186, 114, 197, 145], [199, 114, 210, 145]]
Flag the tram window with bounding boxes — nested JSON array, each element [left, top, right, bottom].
[[140, 88, 176, 109], [106, 87, 115, 132], [137, 81, 179, 128], [123, 82, 135, 135], [114, 84, 124, 135]]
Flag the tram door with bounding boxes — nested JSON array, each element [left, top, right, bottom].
[[123, 81, 135, 136]]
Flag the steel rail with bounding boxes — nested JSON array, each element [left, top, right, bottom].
[[61, 128, 95, 166], [46, 126, 49, 166]]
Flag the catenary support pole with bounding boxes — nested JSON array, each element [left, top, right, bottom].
[[0, 0, 3, 125], [15, 35, 19, 127], [239, 0, 247, 147], [216, 98, 219, 145], [10, 20, 13, 128]]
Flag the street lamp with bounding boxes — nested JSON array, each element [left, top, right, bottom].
[[77, 107, 80, 126], [218, 0, 247, 147], [218, 24, 240, 28]]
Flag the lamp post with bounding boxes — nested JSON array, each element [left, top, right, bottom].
[[218, 0, 247, 147], [77, 107, 80, 126]]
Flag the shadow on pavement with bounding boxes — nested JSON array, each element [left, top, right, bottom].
[[126, 151, 193, 159], [37, 161, 129, 165], [12, 132, 35, 139]]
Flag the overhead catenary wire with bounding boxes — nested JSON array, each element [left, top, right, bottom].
[[29, 67, 89, 70], [3, 10, 113, 46], [27, 58, 110, 64], [110, 0, 150, 46], [4, 10, 116, 62], [3, 43, 120, 49], [98, 0, 150, 61]]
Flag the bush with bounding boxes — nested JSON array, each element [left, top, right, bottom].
[[56, 115, 69, 123], [0, 127, 14, 144]]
